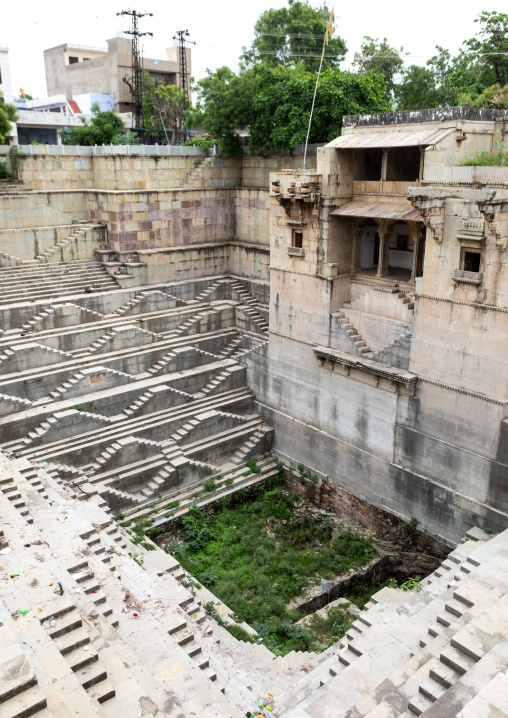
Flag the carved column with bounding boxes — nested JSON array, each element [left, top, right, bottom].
[[375, 220, 389, 278], [351, 219, 363, 274], [409, 222, 420, 283]]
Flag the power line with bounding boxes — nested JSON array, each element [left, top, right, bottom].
[[173, 29, 196, 143], [117, 9, 152, 131]]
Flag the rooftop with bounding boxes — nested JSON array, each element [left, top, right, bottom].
[[343, 106, 508, 128]]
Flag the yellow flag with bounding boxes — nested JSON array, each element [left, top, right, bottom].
[[324, 8, 334, 45]]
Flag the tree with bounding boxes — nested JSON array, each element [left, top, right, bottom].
[[394, 65, 440, 110], [248, 65, 390, 155], [353, 37, 405, 101], [59, 103, 139, 145], [241, 0, 346, 73], [422, 13, 508, 107], [142, 76, 189, 145], [0, 94, 18, 144], [189, 67, 257, 155]]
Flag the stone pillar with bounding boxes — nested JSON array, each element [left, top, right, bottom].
[[376, 220, 390, 279], [409, 222, 419, 283], [381, 149, 388, 181], [351, 220, 363, 274]]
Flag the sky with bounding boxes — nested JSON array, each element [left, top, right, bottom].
[[2, 0, 507, 100]]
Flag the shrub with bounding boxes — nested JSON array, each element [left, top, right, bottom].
[[400, 576, 422, 592], [165, 500, 180, 510]]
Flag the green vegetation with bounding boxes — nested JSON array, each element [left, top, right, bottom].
[[191, 64, 389, 156], [165, 500, 180, 511], [203, 601, 258, 644], [302, 604, 356, 647], [127, 518, 154, 545], [165, 476, 377, 654], [0, 93, 18, 145], [142, 75, 189, 145], [59, 103, 141, 146], [400, 517, 420, 534], [400, 576, 422, 592], [73, 404, 85, 412], [459, 149, 508, 166], [189, 8, 508, 156], [242, 1, 346, 73], [203, 478, 223, 493]]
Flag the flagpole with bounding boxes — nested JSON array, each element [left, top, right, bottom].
[[303, 44, 326, 173], [303, 7, 333, 173]]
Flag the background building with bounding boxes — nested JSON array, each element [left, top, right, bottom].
[[0, 46, 14, 104], [44, 38, 191, 114]]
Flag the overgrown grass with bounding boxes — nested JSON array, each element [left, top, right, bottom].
[[458, 149, 508, 166], [161, 475, 377, 655], [303, 605, 356, 647]]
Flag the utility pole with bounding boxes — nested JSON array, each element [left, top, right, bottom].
[[172, 29, 195, 142], [117, 9, 153, 131]]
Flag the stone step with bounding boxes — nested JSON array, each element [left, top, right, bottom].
[[73, 660, 108, 690], [47, 610, 83, 639], [0, 687, 47, 718]]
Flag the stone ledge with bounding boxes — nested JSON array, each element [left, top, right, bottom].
[[313, 345, 417, 395]]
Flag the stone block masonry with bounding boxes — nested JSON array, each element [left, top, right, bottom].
[[18, 148, 317, 192]]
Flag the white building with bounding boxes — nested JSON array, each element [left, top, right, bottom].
[[0, 46, 14, 103]]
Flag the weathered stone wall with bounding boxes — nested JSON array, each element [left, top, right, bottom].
[[0, 187, 270, 254], [18, 150, 316, 192], [247, 165, 508, 545]]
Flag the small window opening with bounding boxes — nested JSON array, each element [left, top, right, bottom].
[[463, 251, 481, 273], [83, 58, 90, 62], [293, 231, 303, 249], [68, 56, 79, 64]]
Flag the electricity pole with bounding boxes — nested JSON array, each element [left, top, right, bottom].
[[172, 29, 195, 142], [117, 9, 153, 131]]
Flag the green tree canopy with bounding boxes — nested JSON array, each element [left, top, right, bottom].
[[353, 37, 405, 101], [188, 67, 257, 155], [241, 0, 346, 73], [0, 95, 18, 144], [248, 65, 389, 154], [422, 13, 508, 108], [394, 65, 441, 111], [59, 104, 139, 145], [142, 75, 189, 145]]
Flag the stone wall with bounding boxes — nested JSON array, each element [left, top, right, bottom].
[[0, 187, 270, 254], [18, 150, 316, 192]]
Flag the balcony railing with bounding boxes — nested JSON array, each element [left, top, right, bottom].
[[353, 180, 420, 195], [453, 269, 481, 285]]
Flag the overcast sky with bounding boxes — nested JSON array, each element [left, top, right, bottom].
[[2, 0, 506, 99]]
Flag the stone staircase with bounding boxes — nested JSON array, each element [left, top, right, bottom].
[[334, 310, 373, 357], [35, 226, 86, 262], [0, 179, 31, 195], [0, 259, 121, 305], [0, 453, 240, 717], [183, 157, 214, 188], [2, 450, 508, 718]]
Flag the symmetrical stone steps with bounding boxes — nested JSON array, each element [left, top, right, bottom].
[[21, 303, 104, 333], [183, 157, 214, 188], [0, 259, 120, 305], [0, 456, 238, 716], [35, 228, 86, 263], [335, 310, 373, 357], [10, 386, 253, 463]]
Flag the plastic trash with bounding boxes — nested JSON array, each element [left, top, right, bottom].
[[21, 609, 30, 616], [83, 646, 90, 651], [42, 616, 55, 628]]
